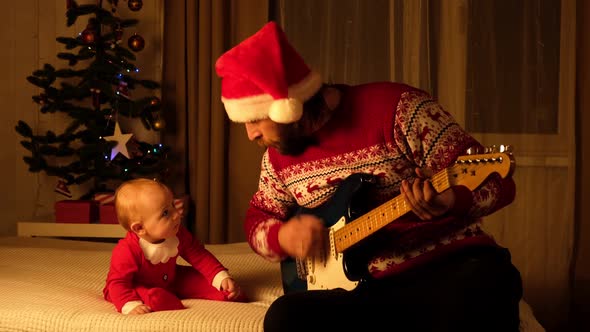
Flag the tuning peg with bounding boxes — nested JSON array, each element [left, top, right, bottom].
[[498, 144, 513, 153], [466, 146, 484, 155]]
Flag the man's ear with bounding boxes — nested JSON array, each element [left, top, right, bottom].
[[322, 86, 341, 111], [130, 221, 144, 235]]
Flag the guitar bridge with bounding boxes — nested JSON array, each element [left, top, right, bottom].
[[295, 258, 308, 280]]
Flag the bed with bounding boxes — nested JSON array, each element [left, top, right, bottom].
[[0, 235, 545, 332]]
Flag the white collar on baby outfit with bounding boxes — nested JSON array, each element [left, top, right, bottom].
[[139, 236, 180, 264]]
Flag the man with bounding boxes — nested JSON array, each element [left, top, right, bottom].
[[216, 21, 522, 332]]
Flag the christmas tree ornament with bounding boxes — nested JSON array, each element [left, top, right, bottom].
[[90, 88, 101, 108], [128, 0, 143, 11], [38, 93, 48, 105], [128, 33, 145, 52], [116, 81, 130, 99], [81, 26, 97, 44], [114, 26, 124, 43], [149, 96, 161, 110], [55, 178, 72, 198], [105, 122, 133, 159]]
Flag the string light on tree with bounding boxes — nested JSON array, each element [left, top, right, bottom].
[[152, 115, 165, 130], [36, 93, 48, 106]]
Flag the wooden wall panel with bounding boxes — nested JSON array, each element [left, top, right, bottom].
[[484, 165, 573, 330]]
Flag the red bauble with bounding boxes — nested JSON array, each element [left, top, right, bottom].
[[128, 0, 143, 11], [128, 33, 145, 52], [149, 97, 161, 109], [81, 28, 96, 44]]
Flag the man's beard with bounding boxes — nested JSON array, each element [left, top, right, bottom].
[[259, 123, 316, 156]]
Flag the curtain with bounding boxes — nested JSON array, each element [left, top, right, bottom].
[[274, 0, 576, 331], [162, 0, 268, 244], [572, 1, 590, 330]]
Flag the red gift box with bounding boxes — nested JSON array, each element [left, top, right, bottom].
[[94, 192, 115, 205], [99, 203, 119, 224], [54, 200, 99, 223]]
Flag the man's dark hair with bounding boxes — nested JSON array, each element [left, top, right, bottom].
[[275, 84, 334, 155]]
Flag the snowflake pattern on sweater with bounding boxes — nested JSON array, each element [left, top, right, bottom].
[[244, 82, 515, 278]]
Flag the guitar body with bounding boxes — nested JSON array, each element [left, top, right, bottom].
[[280, 173, 377, 294]]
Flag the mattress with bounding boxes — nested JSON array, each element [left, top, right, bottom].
[[0, 236, 545, 332]]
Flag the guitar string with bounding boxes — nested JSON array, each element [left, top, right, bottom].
[[333, 166, 453, 251], [332, 158, 502, 252]]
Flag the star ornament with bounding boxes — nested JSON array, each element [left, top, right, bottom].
[[105, 122, 133, 159]]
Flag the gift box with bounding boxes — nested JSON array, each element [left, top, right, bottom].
[[99, 203, 119, 224], [93, 192, 119, 225], [94, 192, 115, 205], [54, 200, 99, 223]]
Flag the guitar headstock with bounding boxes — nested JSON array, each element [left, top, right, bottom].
[[448, 145, 515, 191]]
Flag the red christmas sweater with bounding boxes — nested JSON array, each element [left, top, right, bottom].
[[103, 225, 227, 312], [244, 82, 515, 279]]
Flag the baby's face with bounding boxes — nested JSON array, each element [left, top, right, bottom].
[[137, 185, 181, 243]]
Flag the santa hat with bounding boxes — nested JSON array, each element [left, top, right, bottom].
[[215, 21, 322, 124]]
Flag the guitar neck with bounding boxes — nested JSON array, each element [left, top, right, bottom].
[[333, 167, 452, 253]]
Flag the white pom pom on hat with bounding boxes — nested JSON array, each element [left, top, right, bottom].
[[215, 21, 322, 124], [269, 98, 303, 124]]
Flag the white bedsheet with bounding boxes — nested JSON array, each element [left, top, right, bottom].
[[0, 236, 544, 331]]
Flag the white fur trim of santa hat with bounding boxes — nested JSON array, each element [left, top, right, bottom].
[[222, 70, 322, 124]]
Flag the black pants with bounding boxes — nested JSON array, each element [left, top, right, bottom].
[[264, 246, 523, 332]]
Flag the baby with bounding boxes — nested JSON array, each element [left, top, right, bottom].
[[103, 178, 243, 314]]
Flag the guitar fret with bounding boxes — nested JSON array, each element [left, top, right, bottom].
[[334, 169, 454, 252], [333, 155, 513, 253]]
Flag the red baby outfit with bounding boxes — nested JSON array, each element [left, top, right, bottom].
[[103, 225, 230, 313]]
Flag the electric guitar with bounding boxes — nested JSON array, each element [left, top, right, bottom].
[[280, 147, 515, 294]]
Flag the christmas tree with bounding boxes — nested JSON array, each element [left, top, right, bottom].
[[15, 0, 170, 199]]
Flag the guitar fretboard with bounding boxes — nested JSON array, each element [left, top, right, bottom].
[[332, 167, 453, 252]]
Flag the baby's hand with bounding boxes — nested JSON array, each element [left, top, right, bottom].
[[220, 277, 241, 301], [128, 304, 152, 315]]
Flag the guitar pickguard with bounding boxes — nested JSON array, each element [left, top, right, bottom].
[[306, 216, 359, 291], [280, 173, 376, 294]]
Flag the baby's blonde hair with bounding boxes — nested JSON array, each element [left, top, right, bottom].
[[114, 178, 170, 231]]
